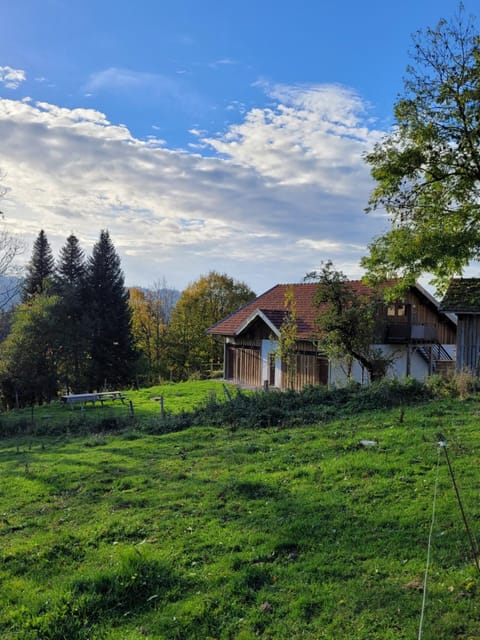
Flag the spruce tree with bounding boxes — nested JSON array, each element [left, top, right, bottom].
[[86, 230, 136, 389], [22, 229, 55, 300], [54, 234, 90, 391], [55, 234, 86, 290]]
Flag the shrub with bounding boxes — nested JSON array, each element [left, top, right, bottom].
[[140, 377, 432, 434], [425, 370, 479, 400], [453, 368, 478, 398]]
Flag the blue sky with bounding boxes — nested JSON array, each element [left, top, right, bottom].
[[0, 0, 471, 293]]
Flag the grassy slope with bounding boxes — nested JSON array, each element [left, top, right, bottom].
[[0, 380, 234, 435], [1, 392, 480, 638]]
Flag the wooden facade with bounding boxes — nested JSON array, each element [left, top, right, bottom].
[[381, 289, 457, 345], [451, 315, 480, 373], [285, 342, 329, 391], [440, 279, 480, 374], [225, 341, 261, 387], [225, 337, 328, 390]]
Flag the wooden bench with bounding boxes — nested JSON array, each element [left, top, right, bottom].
[[60, 392, 127, 407], [95, 391, 127, 404]]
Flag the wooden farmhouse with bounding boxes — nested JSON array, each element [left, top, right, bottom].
[[441, 278, 480, 373], [207, 281, 457, 390]]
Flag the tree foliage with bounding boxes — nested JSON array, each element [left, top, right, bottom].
[[129, 282, 177, 384], [22, 230, 55, 300], [0, 295, 60, 407], [169, 271, 255, 379], [277, 286, 298, 390], [309, 262, 393, 382], [53, 235, 90, 392], [55, 234, 86, 291], [363, 7, 480, 293], [86, 230, 136, 389], [0, 231, 139, 403]]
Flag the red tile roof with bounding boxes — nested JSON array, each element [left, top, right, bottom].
[[207, 281, 376, 339]]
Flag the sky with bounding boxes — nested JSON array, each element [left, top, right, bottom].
[[0, 0, 472, 294]]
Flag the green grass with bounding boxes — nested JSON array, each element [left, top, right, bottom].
[[0, 379, 235, 436], [1, 391, 480, 638]]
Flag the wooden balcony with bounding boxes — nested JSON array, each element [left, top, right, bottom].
[[385, 322, 437, 344]]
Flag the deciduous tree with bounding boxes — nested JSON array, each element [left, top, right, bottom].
[[277, 286, 298, 390], [0, 174, 25, 310], [169, 271, 255, 379], [0, 294, 59, 407], [363, 7, 480, 293], [308, 262, 393, 382], [129, 281, 178, 384]]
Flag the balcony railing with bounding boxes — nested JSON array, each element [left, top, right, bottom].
[[385, 322, 437, 343]]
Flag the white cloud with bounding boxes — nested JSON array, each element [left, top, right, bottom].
[[86, 67, 163, 91], [0, 84, 387, 292], [0, 66, 26, 89], [203, 82, 382, 191], [208, 58, 238, 68]]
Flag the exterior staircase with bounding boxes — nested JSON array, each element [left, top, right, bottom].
[[416, 343, 455, 375]]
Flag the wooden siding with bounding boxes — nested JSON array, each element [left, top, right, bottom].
[[226, 337, 327, 390], [283, 352, 328, 391], [239, 317, 274, 341], [379, 290, 456, 344], [225, 341, 261, 387], [455, 315, 480, 372], [404, 290, 456, 344]]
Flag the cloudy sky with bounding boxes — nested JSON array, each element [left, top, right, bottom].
[[0, 0, 469, 294]]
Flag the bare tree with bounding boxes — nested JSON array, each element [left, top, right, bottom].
[[0, 175, 25, 309]]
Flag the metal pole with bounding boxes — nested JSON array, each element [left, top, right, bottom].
[[440, 442, 480, 575]]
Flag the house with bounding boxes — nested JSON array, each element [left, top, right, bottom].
[[207, 281, 457, 390], [440, 278, 480, 373]]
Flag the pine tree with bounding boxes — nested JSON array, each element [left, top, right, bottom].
[[54, 235, 90, 391], [22, 230, 55, 300], [86, 230, 136, 389], [55, 234, 86, 291]]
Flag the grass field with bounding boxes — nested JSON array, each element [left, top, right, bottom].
[[1, 385, 480, 638], [0, 380, 235, 435]]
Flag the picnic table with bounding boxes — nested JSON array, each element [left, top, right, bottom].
[[60, 391, 127, 407]]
